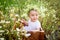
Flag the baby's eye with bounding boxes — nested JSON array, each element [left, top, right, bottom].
[[36, 14, 38, 16], [31, 14, 34, 16]]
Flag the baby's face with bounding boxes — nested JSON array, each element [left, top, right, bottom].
[[29, 10, 39, 22]]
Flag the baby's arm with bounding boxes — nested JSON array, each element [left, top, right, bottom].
[[20, 19, 28, 26]]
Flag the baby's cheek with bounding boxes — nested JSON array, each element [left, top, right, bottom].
[[31, 17, 34, 19], [37, 16, 39, 19]]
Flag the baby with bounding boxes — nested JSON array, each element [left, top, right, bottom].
[[21, 8, 43, 32]]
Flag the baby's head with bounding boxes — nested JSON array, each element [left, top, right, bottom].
[[28, 8, 39, 22]]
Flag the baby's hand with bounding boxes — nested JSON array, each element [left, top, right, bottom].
[[20, 19, 25, 23], [20, 19, 28, 26]]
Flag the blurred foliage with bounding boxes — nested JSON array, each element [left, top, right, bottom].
[[0, 0, 60, 40]]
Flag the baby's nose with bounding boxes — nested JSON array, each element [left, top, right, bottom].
[[34, 16, 37, 18], [34, 16, 37, 19]]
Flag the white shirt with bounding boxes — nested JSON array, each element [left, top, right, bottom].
[[24, 20, 41, 31]]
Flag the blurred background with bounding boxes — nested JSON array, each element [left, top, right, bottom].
[[0, 0, 60, 40]]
